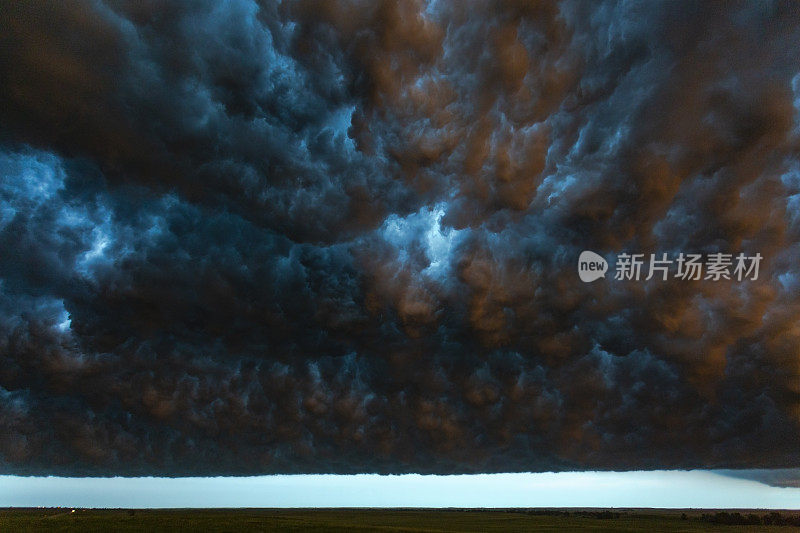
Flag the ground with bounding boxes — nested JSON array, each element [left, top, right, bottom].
[[2, 508, 800, 532]]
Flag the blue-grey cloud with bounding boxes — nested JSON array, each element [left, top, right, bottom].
[[0, 0, 799, 476], [716, 468, 800, 488]]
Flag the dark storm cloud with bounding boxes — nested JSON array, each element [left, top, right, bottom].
[[717, 468, 800, 488], [1, 0, 800, 475]]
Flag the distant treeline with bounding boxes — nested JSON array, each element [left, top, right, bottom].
[[699, 511, 800, 526], [505, 509, 800, 526], [519, 510, 622, 519]]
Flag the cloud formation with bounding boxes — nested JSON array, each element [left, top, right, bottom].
[[718, 468, 800, 488], [0, 0, 799, 475]]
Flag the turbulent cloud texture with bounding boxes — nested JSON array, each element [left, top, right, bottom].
[[1, 0, 800, 475]]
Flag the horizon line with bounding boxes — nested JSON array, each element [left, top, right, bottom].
[[2, 470, 799, 509]]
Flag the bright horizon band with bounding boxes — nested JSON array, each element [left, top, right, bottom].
[[2, 471, 800, 509]]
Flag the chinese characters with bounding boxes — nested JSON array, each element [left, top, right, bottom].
[[613, 252, 762, 281]]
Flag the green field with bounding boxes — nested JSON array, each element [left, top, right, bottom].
[[2, 508, 799, 532]]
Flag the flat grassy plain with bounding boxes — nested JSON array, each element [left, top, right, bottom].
[[2, 508, 800, 532]]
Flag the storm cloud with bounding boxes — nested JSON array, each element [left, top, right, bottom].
[[1, 0, 799, 475]]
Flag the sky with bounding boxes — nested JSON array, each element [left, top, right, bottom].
[[2, 471, 800, 509], [1, 0, 800, 492]]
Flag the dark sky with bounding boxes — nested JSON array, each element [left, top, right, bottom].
[[1, 0, 800, 477]]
